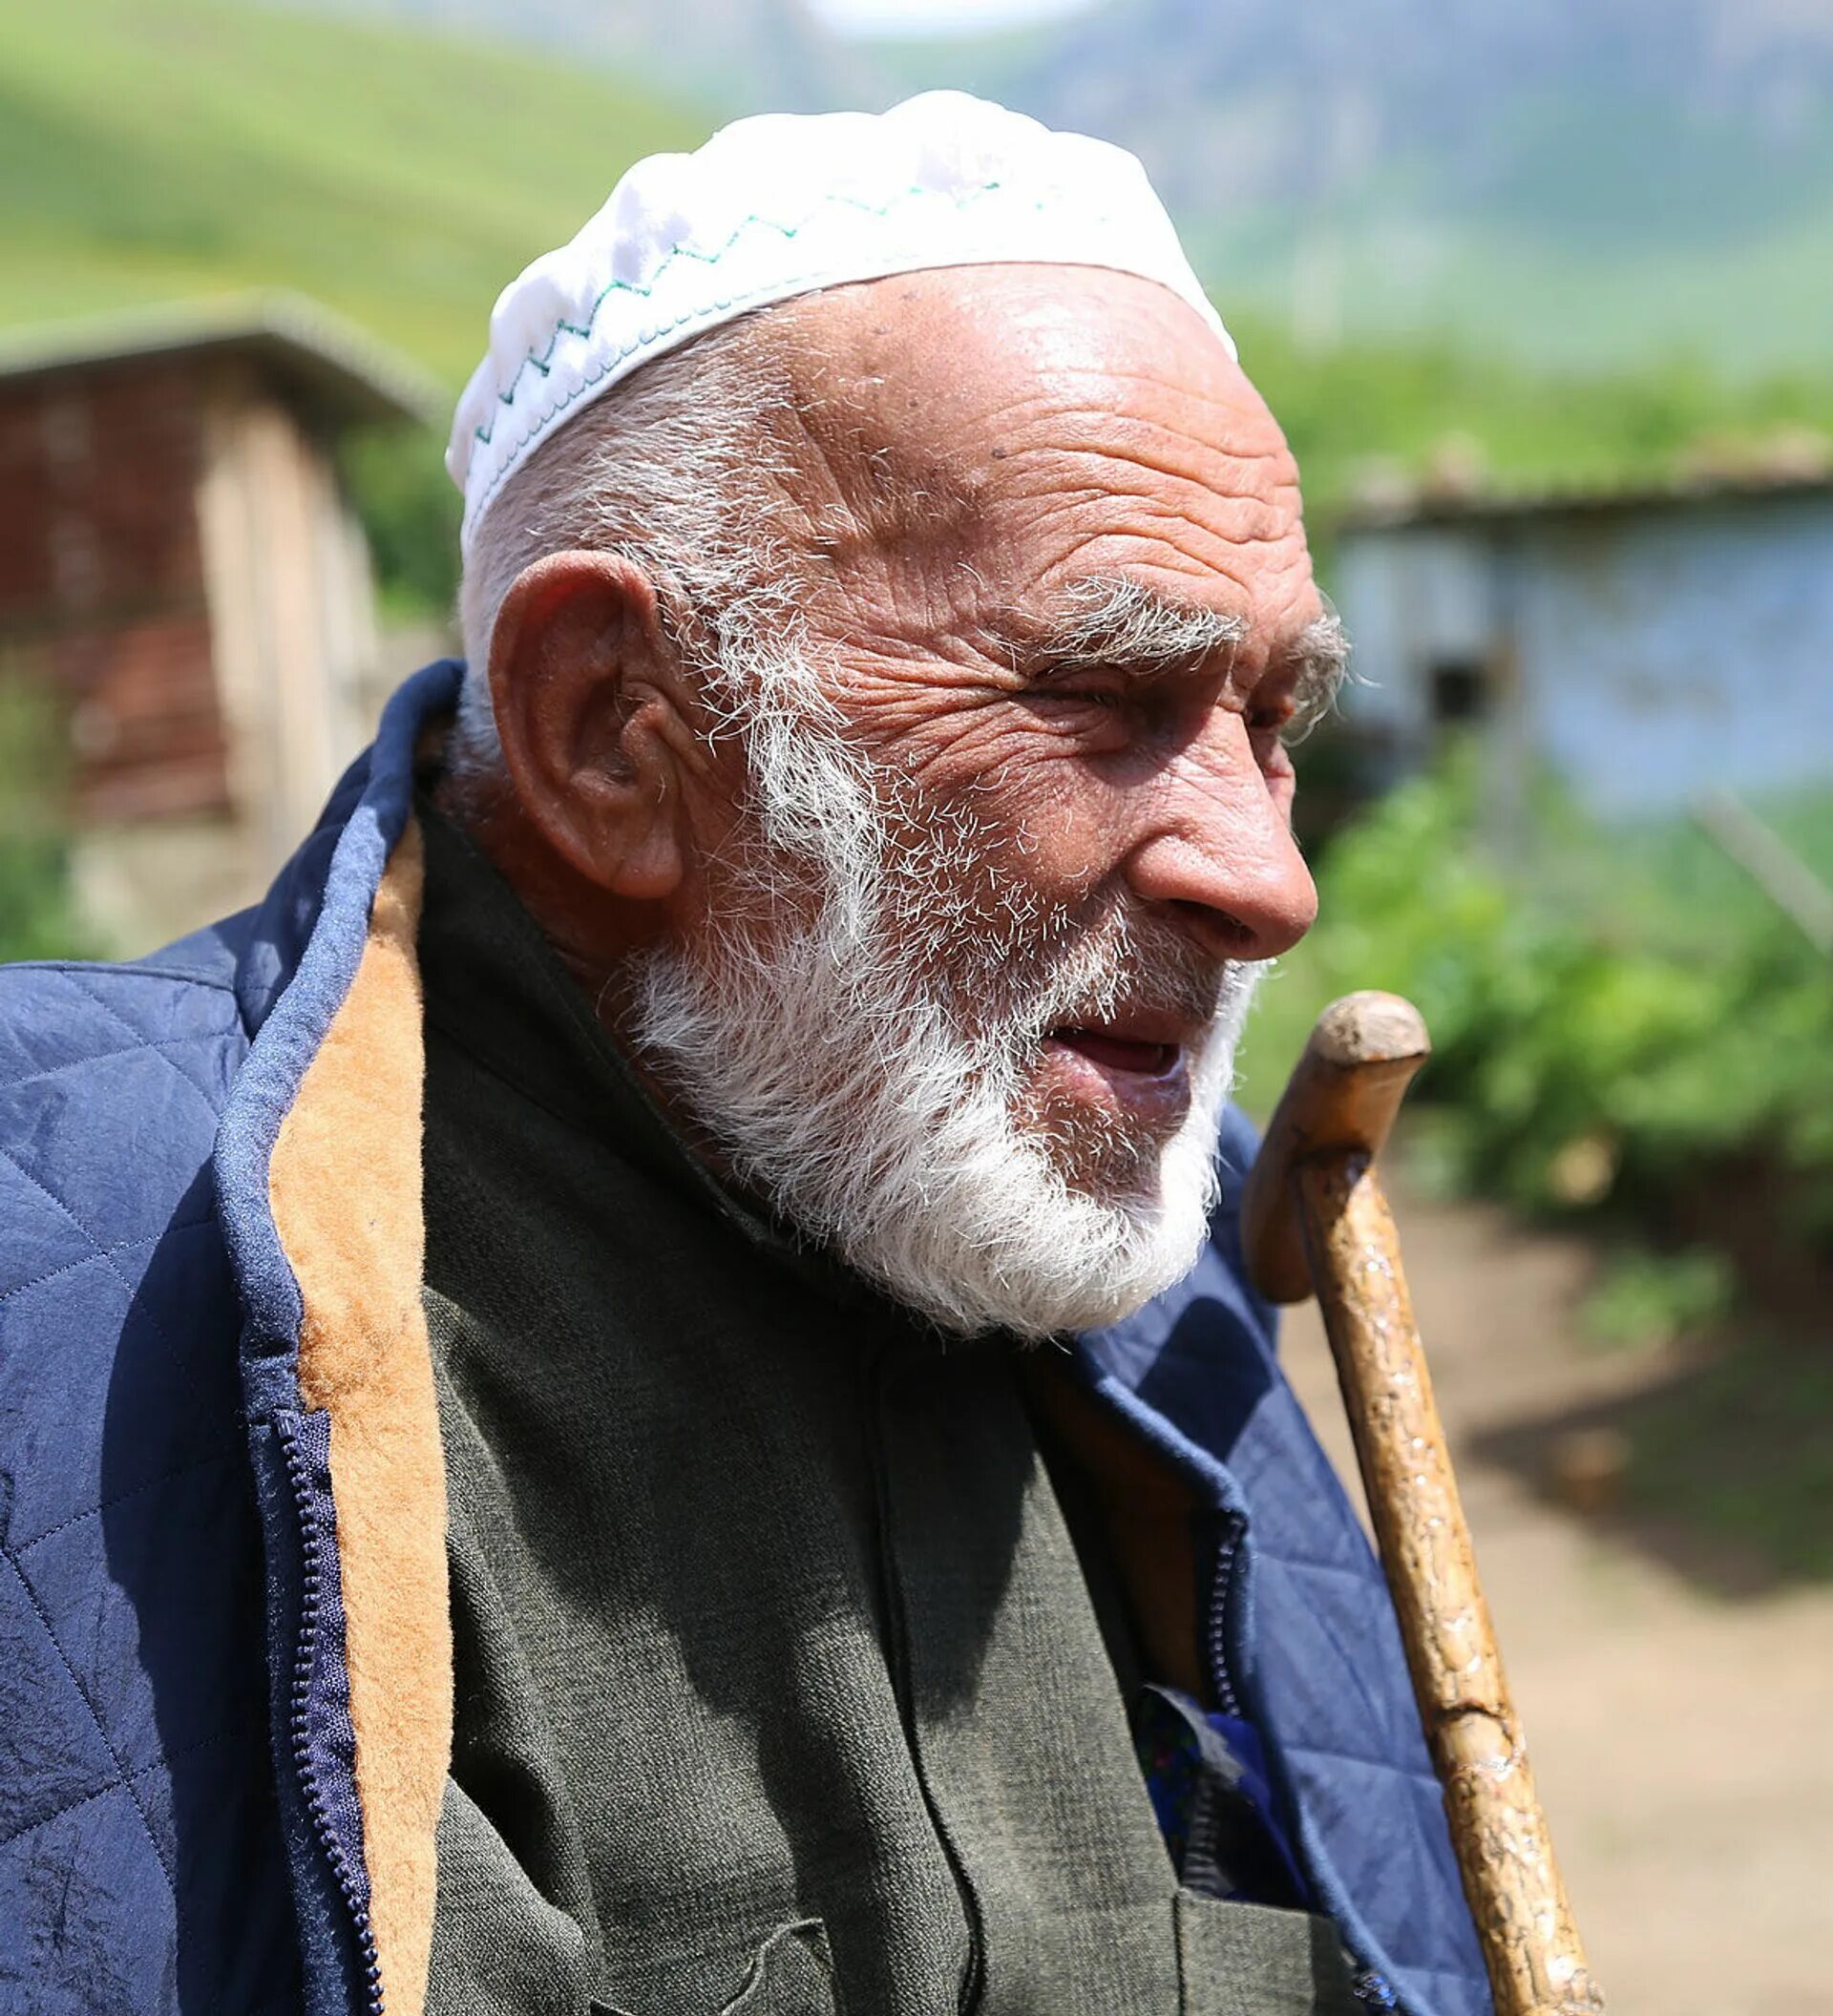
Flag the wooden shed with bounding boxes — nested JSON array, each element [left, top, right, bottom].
[[0, 293, 437, 952]]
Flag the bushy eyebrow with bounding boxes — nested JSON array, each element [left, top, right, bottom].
[[1027, 574, 1248, 676], [1288, 606, 1351, 735], [986, 575, 1351, 731]]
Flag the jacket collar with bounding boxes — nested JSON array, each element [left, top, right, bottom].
[[218, 661, 461, 2016]]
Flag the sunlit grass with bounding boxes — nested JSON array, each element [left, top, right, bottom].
[[0, 0, 706, 385]]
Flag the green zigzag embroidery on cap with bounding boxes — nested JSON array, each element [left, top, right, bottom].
[[471, 178, 1016, 452]]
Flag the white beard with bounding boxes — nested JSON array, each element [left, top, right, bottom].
[[626, 636, 1260, 1339]]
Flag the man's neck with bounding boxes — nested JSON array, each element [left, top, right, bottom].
[[425, 770, 769, 1218]]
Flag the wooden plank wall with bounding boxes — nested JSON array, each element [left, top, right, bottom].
[[0, 357, 232, 823]]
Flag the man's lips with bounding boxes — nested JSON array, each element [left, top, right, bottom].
[[1045, 1027, 1181, 1078], [1039, 1020, 1196, 1136]]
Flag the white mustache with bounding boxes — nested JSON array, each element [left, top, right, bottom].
[[983, 909, 1239, 1057]]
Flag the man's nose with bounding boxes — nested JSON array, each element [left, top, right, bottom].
[[1121, 735, 1318, 965]]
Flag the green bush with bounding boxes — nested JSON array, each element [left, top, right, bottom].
[[0, 676, 89, 964], [0, 835, 88, 964], [1239, 749, 1833, 1276], [341, 423, 462, 623], [1580, 1246, 1738, 1354]]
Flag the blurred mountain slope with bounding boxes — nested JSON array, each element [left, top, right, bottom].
[[962, 0, 1833, 369], [0, 0, 703, 383], [266, 0, 1833, 371], [7, 0, 1826, 625], [297, 0, 875, 110]]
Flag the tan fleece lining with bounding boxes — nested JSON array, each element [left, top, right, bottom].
[[270, 820, 451, 2016]]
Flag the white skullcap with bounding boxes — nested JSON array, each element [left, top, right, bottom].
[[447, 89, 1231, 552]]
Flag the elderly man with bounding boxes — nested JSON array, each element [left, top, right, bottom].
[[0, 94, 1487, 2016]]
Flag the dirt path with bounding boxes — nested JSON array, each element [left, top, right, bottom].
[[1275, 1184, 1833, 2016]]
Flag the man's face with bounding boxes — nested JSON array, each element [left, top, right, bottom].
[[769, 268, 1324, 1165], [626, 267, 1330, 1335]]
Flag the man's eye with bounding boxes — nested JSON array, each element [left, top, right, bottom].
[[1029, 681, 1127, 712], [1249, 696, 1308, 745]]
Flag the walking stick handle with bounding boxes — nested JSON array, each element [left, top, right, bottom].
[[1242, 993, 1605, 2016]]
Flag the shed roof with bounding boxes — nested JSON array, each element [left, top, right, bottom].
[[1339, 457, 1833, 536], [0, 291, 441, 430]]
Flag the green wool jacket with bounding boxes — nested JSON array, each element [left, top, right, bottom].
[[411, 802, 1360, 2016]]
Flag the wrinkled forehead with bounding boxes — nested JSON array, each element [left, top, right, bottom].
[[751, 264, 1313, 627]]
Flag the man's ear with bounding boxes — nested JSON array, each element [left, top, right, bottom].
[[486, 550, 696, 902]]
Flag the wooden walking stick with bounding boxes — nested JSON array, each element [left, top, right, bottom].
[[1241, 992, 1604, 2016]]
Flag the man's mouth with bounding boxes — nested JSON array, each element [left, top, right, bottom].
[[1045, 1027, 1181, 1079], [1037, 1018, 1196, 1143]]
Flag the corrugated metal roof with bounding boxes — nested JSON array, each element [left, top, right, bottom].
[[1338, 457, 1833, 534], [0, 291, 441, 430]]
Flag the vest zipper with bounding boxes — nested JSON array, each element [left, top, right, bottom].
[[1207, 1502, 1402, 2010], [1205, 1512, 1246, 1717], [276, 1418, 387, 2016]]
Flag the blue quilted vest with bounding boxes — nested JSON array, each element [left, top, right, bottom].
[[0, 662, 1490, 2016]]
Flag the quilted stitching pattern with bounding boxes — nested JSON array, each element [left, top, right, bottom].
[[1083, 1117, 1493, 2016], [0, 960, 300, 2013]]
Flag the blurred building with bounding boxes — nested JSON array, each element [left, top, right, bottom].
[[1332, 464, 1833, 822], [0, 294, 435, 952]]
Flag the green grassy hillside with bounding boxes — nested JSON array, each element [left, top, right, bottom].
[[7, 0, 1829, 622], [0, 0, 706, 385], [874, 0, 1833, 380]]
